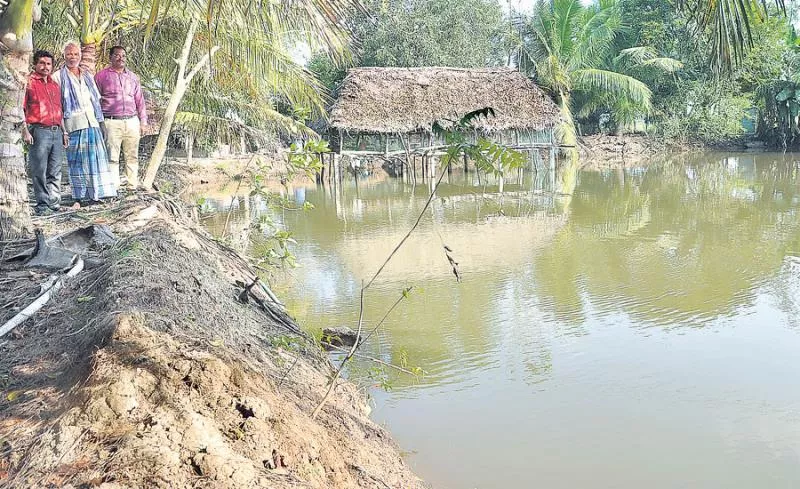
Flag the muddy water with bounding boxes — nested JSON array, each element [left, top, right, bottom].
[[204, 152, 800, 488]]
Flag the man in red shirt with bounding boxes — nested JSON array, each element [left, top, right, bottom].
[[22, 50, 68, 215]]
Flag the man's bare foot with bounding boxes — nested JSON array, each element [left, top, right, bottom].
[[71, 202, 81, 210]]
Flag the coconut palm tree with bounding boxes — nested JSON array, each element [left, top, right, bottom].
[[62, 0, 118, 73], [575, 46, 683, 133], [34, 0, 359, 187], [36, 0, 328, 140], [0, 0, 360, 235], [678, 0, 786, 72], [0, 0, 39, 239], [512, 0, 657, 146], [133, 0, 358, 187]]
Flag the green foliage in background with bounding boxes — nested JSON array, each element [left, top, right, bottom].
[[308, 0, 506, 93], [605, 0, 797, 146], [657, 80, 751, 145], [511, 0, 674, 145], [357, 0, 506, 68], [758, 81, 800, 148]]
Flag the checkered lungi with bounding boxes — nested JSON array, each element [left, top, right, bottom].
[[67, 126, 117, 201]]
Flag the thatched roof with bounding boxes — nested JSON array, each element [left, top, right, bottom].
[[329, 67, 560, 134]]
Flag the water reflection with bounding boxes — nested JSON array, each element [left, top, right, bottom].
[[202, 153, 800, 382], [200, 152, 800, 489], [536, 154, 800, 329]]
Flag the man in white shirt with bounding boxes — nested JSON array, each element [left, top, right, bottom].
[[53, 41, 116, 206]]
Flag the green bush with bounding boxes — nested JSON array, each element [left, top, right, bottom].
[[655, 81, 750, 145]]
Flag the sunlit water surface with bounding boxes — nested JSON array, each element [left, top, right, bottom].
[[203, 152, 800, 488]]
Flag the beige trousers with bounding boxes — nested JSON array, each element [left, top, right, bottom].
[[104, 117, 141, 188]]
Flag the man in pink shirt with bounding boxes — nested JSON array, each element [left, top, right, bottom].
[[95, 45, 148, 190]]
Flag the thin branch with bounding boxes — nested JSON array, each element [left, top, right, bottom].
[[311, 159, 453, 418], [357, 288, 412, 346], [364, 160, 450, 289], [324, 344, 423, 377], [176, 18, 197, 80], [311, 284, 365, 419], [276, 355, 301, 392], [185, 45, 220, 83]]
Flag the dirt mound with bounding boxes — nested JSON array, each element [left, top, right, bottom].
[[578, 134, 693, 168], [0, 203, 425, 488]]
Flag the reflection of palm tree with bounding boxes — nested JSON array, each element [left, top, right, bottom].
[[534, 155, 800, 327], [553, 157, 580, 214]]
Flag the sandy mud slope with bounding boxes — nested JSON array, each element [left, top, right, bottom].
[[0, 196, 425, 489]]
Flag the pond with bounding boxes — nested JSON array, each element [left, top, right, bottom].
[[203, 152, 800, 488]]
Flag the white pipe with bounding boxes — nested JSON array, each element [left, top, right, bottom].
[[0, 257, 85, 338]]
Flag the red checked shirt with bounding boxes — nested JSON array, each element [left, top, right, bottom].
[[23, 72, 63, 127]]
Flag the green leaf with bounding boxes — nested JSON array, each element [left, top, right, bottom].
[[460, 107, 495, 125], [790, 101, 800, 119], [776, 88, 795, 102]]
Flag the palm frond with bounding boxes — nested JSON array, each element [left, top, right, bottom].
[[615, 46, 683, 72], [573, 68, 653, 110], [641, 57, 684, 72], [616, 46, 659, 64], [678, 0, 785, 72]]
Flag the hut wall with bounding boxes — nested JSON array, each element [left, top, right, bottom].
[[342, 132, 386, 152], [339, 127, 556, 154], [387, 135, 404, 152], [516, 128, 554, 146]]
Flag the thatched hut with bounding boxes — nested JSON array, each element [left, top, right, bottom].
[[329, 67, 561, 155]]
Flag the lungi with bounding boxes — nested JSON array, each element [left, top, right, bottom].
[[67, 126, 116, 201]]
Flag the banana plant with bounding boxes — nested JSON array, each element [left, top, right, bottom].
[[758, 81, 800, 148]]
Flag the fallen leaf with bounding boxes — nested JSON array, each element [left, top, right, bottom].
[[6, 391, 20, 402]]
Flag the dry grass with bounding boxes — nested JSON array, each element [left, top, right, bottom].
[[330, 67, 561, 133]]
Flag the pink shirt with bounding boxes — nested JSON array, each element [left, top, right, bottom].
[[94, 67, 147, 125]]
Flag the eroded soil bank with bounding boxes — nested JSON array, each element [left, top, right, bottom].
[[0, 185, 425, 488], [578, 134, 696, 167]]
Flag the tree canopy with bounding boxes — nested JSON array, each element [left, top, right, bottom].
[[308, 0, 507, 93], [356, 0, 506, 68]]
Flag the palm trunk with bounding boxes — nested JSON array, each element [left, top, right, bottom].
[[80, 41, 98, 74], [0, 57, 30, 239], [556, 91, 578, 148], [142, 20, 218, 189], [0, 0, 36, 239], [185, 133, 194, 165]]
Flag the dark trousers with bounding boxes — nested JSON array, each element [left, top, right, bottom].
[[28, 125, 64, 211]]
